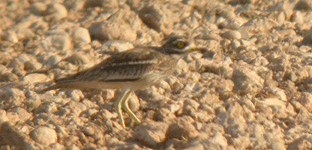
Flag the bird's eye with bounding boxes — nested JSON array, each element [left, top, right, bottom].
[[176, 41, 185, 48]]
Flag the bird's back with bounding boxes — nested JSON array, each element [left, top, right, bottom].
[[41, 47, 177, 92]]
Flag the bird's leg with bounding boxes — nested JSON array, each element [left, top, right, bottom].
[[122, 91, 141, 125], [113, 89, 131, 128]]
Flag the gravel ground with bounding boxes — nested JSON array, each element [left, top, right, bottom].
[[1, 0, 312, 149]]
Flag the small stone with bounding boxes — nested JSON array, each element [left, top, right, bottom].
[[84, 0, 119, 9], [295, 0, 312, 10], [22, 73, 50, 84], [290, 11, 303, 24], [45, 55, 62, 67], [184, 99, 200, 110], [128, 94, 140, 112], [0, 72, 19, 82], [30, 126, 57, 146], [202, 132, 228, 149], [101, 40, 134, 53], [67, 145, 80, 150], [68, 101, 87, 116], [222, 30, 242, 40], [46, 3, 68, 21], [138, 4, 173, 34], [30, 2, 47, 15], [44, 29, 72, 51], [35, 102, 57, 114], [5, 31, 18, 43], [72, 27, 91, 44], [298, 92, 312, 112], [232, 66, 264, 95], [82, 125, 95, 136], [24, 60, 42, 71], [0, 109, 8, 125], [167, 116, 199, 140], [66, 89, 84, 102], [0, 122, 36, 149], [65, 53, 90, 66], [11, 107, 32, 122], [154, 108, 176, 121], [134, 120, 169, 148]]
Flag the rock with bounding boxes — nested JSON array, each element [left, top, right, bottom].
[[167, 116, 199, 140], [22, 73, 50, 84], [134, 120, 169, 148], [288, 135, 312, 150], [295, 0, 312, 10], [65, 52, 90, 66], [5, 30, 18, 43], [298, 92, 312, 112], [24, 60, 43, 71], [201, 133, 228, 150], [30, 126, 57, 146], [67, 101, 87, 116], [0, 109, 8, 125], [0, 122, 37, 150], [128, 93, 140, 113], [290, 11, 304, 24], [0, 72, 19, 82], [301, 30, 312, 46], [1, 88, 25, 107], [72, 27, 91, 44], [101, 40, 134, 53], [88, 21, 120, 41], [138, 4, 173, 34], [232, 66, 264, 95], [43, 29, 72, 51], [30, 2, 47, 15], [10, 107, 32, 122], [46, 3, 68, 21], [222, 30, 242, 40], [66, 89, 84, 102], [34, 102, 58, 114], [154, 108, 176, 121], [84, 0, 118, 9]]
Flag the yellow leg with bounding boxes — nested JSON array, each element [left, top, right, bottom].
[[113, 89, 132, 128], [122, 91, 141, 125]]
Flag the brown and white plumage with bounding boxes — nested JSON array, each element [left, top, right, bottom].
[[41, 34, 196, 128]]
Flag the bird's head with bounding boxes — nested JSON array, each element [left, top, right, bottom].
[[160, 34, 197, 55]]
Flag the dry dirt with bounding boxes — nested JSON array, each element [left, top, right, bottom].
[[1, 0, 312, 149]]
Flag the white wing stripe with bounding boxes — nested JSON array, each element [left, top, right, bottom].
[[110, 60, 158, 66]]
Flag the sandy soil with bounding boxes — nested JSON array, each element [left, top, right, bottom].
[[1, 0, 312, 149]]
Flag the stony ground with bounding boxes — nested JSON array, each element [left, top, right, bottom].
[[1, 0, 312, 149]]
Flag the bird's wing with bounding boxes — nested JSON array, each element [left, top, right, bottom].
[[56, 47, 166, 83]]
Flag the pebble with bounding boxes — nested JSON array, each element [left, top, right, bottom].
[[0, 109, 9, 124], [167, 116, 199, 140], [46, 3, 68, 21], [29, 2, 47, 15], [138, 4, 173, 34], [22, 73, 50, 84], [72, 27, 91, 44], [294, 0, 312, 10], [232, 66, 264, 95], [290, 11, 303, 24], [30, 126, 58, 146], [222, 30, 242, 40], [44, 29, 72, 51], [24, 60, 43, 71], [134, 121, 169, 148], [101, 40, 134, 53]]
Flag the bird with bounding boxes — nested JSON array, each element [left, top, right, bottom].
[[40, 34, 197, 128]]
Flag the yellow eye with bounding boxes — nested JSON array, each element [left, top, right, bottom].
[[176, 41, 185, 48]]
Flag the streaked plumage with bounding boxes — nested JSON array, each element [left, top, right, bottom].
[[41, 34, 196, 128]]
